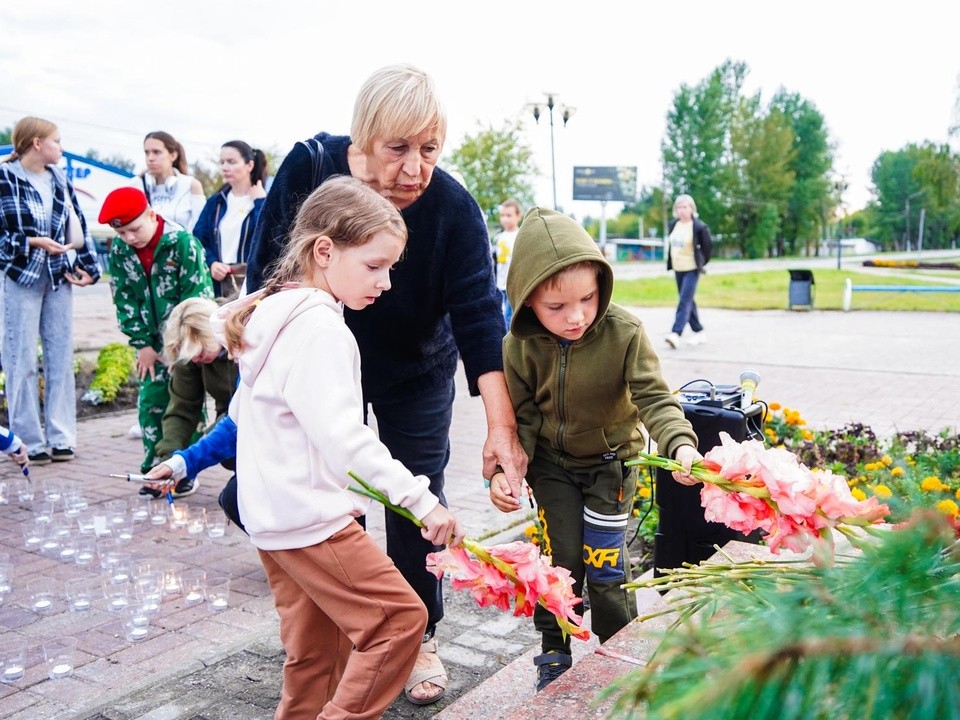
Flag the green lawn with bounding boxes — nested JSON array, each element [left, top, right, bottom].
[[612, 269, 960, 311]]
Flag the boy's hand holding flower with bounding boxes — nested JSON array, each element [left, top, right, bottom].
[[489, 471, 523, 513], [671, 444, 703, 486], [9, 444, 29, 468]]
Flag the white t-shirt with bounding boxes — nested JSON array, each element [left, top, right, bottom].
[[495, 229, 518, 291], [218, 191, 255, 264], [669, 220, 696, 272]]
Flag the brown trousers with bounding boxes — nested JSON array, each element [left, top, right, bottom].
[[259, 521, 427, 720]]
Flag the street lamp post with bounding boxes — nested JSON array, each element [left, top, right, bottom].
[[526, 93, 575, 211]]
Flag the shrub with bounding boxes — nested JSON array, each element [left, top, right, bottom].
[[82, 343, 136, 405]]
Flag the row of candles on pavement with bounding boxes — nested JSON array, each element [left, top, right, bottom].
[[0, 478, 233, 683]]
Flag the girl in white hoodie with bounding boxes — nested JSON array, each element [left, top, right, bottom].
[[214, 176, 463, 720]]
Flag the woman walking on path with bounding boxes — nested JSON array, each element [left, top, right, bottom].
[[665, 193, 712, 349], [0, 116, 101, 464]]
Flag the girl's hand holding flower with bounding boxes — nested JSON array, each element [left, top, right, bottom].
[[671, 444, 703, 486], [420, 505, 464, 547]]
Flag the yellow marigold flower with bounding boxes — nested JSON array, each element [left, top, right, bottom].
[[524, 525, 536, 537], [637, 486, 652, 499], [874, 484, 893, 499], [955, 487, 960, 501], [881, 455, 893, 467], [632, 508, 640, 518], [769, 402, 782, 411], [921, 476, 949, 492], [864, 462, 880, 472], [905, 456, 915, 466], [847, 477, 859, 487], [890, 467, 905, 478], [764, 428, 778, 442], [851, 487, 867, 501], [802, 430, 813, 441], [936, 499, 959, 518]]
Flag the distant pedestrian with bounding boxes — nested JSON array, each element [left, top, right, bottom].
[[488, 208, 700, 692], [192, 141, 267, 298], [215, 175, 464, 720], [136, 131, 206, 232], [99, 186, 213, 480], [495, 198, 522, 327], [664, 193, 712, 348], [0, 116, 101, 465]]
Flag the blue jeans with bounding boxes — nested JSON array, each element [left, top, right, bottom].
[[2, 273, 76, 454], [501, 289, 513, 329], [671, 270, 704, 336], [364, 379, 454, 632]]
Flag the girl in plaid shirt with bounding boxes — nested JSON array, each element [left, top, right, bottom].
[[0, 116, 101, 464]]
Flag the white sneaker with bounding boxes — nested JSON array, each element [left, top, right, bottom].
[[128, 422, 143, 439], [665, 332, 681, 349], [687, 332, 706, 346]]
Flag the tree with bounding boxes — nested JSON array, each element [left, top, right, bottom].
[[0, 126, 11, 146], [661, 59, 746, 239], [869, 143, 959, 250], [84, 148, 136, 173], [445, 119, 537, 230], [728, 96, 796, 258], [769, 91, 834, 255]]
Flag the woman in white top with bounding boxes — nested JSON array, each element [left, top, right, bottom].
[[192, 140, 267, 298], [137, 131, 205, 231]]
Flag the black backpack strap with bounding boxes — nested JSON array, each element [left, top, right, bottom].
[[297, 137, 325, 188]]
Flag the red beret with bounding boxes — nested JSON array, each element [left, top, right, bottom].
[[99, 187, 149, 228]]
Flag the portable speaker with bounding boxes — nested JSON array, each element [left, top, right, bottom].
[[653, 402, 763, 574]]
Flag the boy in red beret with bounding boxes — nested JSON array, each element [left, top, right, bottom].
[[100, 187, 214, 493]]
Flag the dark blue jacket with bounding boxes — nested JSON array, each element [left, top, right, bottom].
[[246, 133, 505, 401], [192, 187, 264, 296]]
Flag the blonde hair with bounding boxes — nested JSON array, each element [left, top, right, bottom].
[[8, 116, 58, 161], [672, 194, 698, 218], [351, 64, 446, 154], [162, 297, 222, 365], [223, 176, 407, 354]]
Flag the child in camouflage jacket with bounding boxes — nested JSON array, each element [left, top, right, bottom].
[[99, 187, 214, 477]]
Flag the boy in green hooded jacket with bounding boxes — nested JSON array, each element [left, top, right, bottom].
[[100, 187, 214, 479], [488, 207, 700, 692]]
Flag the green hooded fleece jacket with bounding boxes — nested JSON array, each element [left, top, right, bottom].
[[504, 208, 697, 470]]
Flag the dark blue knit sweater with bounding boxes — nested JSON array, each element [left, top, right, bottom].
[[246, 133, 505, 401]]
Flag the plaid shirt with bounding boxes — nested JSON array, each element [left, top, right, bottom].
[[0, 160, 102, 288]]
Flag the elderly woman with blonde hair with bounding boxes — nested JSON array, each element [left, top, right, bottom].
[[143, 297, 238, 498]]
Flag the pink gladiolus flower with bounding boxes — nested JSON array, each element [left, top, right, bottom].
[[628, 432, 891, 563]]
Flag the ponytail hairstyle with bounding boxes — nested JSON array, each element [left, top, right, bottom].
[[144, 131, 188, 174], [221, 140, 267, 187], [223, 175, 407, 355], [7, 116, 58, 162], [162, 297, 222, 365]]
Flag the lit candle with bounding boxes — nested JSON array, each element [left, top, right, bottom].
[[34, 599, 52, 611], [211, 598, 228, 610], [3, 666, 23, 678], [72, 599, 90, 611], [50, 663, 72, 678], [207, 527, 225, 538], [110, 598, 128, 609], [129, 627, 147, 639], [185, 591, 203, 604]]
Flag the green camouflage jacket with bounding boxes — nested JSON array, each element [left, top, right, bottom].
[[108, 227, 214, 351]]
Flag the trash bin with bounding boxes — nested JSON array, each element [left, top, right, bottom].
[[788, 269, 814, 310]]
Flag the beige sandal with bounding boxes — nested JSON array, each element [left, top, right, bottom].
[[404, 637, 449, 706]]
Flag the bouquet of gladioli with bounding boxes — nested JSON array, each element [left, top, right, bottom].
[[627, 432, 890, 560], [348, 472, 589, 640]]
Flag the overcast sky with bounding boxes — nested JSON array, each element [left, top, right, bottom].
[[2, 1, 957, 219]]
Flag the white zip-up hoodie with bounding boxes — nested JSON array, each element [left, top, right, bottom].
[[211, 285, 439, 551]]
